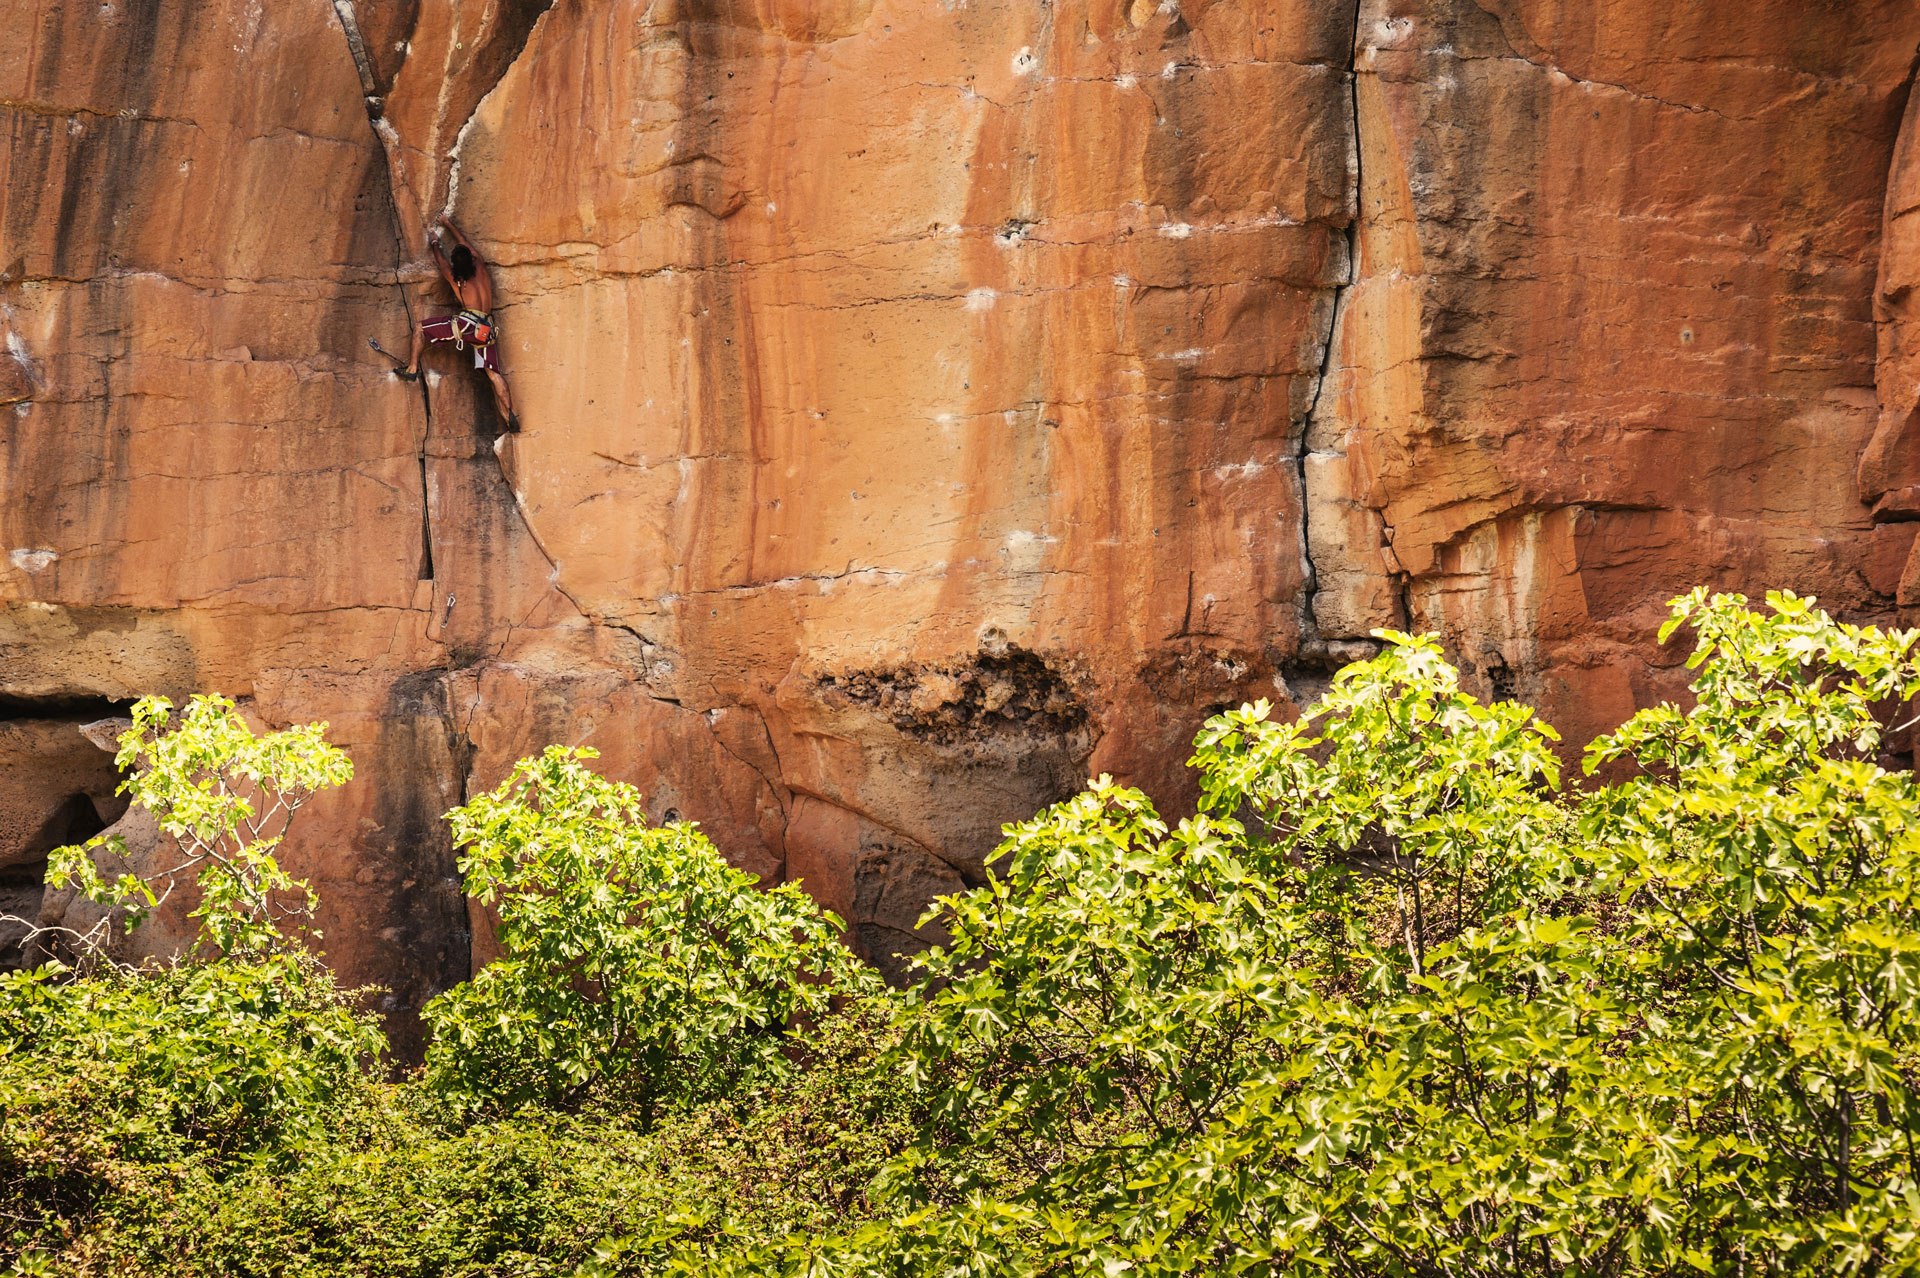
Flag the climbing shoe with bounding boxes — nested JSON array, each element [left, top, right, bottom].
[[391, 367, 420, 382]]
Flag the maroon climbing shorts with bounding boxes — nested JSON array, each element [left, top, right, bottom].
[[419, 313, 500, 372]]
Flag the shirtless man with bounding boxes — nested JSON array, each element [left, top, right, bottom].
[[394, 215, 519, 433]]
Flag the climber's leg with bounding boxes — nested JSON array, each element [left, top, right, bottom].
[[486, 369, 518, 433], [396, 324, 427, 379], [476, 341, 517, 432], [398, 315, 455, 380]]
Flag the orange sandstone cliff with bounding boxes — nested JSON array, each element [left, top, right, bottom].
[[2, 0, 1917, 1043]]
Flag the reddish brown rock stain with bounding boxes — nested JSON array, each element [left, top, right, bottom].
[[2, 0, 1918, 1043]]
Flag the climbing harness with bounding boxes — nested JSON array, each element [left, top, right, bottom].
[[452, 309, 494, 351]]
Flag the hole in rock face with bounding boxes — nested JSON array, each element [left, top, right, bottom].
[[1484, 654, 1517, 704], [0, 702, 132, 970], [45, 791, 111, 849], [0, 792, 112, 971], [0, 859, 50, 970]]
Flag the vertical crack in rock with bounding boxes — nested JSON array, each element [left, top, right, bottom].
[[353, 0, 677, 671], [370, 671, 478, 1050], [330, 0, 379, 96], [439, 1, 556, 222], [416, 448, 435, 580], [329, 0, 436, 584], [1294, 0, 1367, 655], [370, 1, 580, 613], [329, 0, 555, 588]]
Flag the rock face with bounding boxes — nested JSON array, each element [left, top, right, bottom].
[[2, 0, 1917, 1040], [1315, 1, 1920, 753]]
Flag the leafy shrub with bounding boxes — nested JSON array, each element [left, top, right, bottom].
[[0, 696, 373, 1271], [47, 693, 353, 960], [1578, 588, 1920, 1267], [861, 591, 1920, 1276], [4, 999, 917, 1278], [423, 747, 879, 1120], [0, 955, 382, 1257], [75, 1097, 679, 1278]]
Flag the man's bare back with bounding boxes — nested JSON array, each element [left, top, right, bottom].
[[444, 246, 491, 314]]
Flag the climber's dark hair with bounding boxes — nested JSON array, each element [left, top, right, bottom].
[[449, 244, 476, 281]]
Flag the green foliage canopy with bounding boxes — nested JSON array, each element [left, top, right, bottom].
[[47, 694, 352, 960], [422, 746, 878, 1119], [873, 591, 1920, 1276]]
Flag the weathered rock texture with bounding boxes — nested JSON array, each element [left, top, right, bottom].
[[1316, 2, 1920, 753], [2, 0, 1917, 1039]]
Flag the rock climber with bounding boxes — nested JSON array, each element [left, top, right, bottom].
[[392, 215, 519, 433]]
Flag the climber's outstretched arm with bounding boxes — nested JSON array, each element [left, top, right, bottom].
[[426, 234, 459, 291], [437, 216, 485, 269]]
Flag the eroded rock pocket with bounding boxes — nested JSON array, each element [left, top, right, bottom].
[[815, 646, 1085, 746]]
